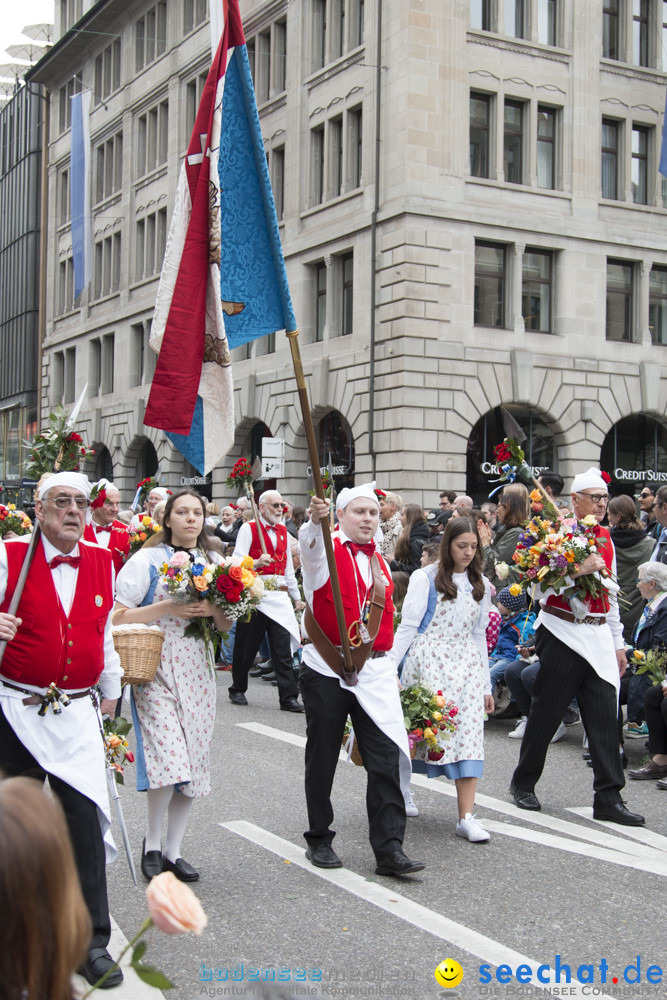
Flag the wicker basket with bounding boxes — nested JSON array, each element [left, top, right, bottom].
[[113, 626, 164, 686]]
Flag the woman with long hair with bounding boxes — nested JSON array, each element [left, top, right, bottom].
[[114, 489, 232, 883], [607, 494, 655, 642], [389, 503, 430, 575], [478, 489, 527, 593], [391, 518, 494, 841], [0, 776, 91, 1000]]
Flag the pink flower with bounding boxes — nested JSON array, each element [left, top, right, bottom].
[[145, 872, 208, 935], [170, 551, 190, 569]]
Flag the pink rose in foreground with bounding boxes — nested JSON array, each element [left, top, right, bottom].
[[146, 872, 208, 935], [169, 551, 190, 569]]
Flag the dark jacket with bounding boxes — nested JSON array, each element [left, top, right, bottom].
[[390, 521, 431, 576], [634, 598, 667, 651], [214, 518, 242, 544], [483, 525, 522, 594], [611, 527, 656, 643]]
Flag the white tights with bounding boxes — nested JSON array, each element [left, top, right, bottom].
[[145, 785, 195, 863]]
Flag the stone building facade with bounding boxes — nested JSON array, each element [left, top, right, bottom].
[[26, 0, 667, 507]]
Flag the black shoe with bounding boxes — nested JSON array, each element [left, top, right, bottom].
[[306, 844, 342, 869], [582, 751, 591, 761], [374, 850, 425, 876], [249, 666, 263, 677], [163, 856, 200, 881], [77, 948, 124, 989], [510, 783, 541, 811], [261, 671, 277, 682], [228, 689, 248, 705], [280, 697, 305, 713], [141, 838, 163, 881], [593, 801, 645, 825]]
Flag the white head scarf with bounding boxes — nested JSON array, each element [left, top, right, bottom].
[[336, 482, 380, 512], [571, 468, 607, 494], [37, 472, 91, 500], [149, 487, 170, 502], [94, 478, 120, 496]]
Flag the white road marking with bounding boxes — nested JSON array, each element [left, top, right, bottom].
[[221, 819, 619, 1000], [566, 806, 667, 852], [72, 916, 165, 998]]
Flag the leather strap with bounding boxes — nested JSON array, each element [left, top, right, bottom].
[[304, 553, 389, 686], [541, 604, 606, 627]]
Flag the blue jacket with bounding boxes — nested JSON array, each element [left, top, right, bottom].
[[490, 611, 536, 661]]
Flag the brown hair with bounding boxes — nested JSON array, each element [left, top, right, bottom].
[[0, 776, 91, 1000], [391, 571, 410, 610], [501, 483, 531, 521], [435, 518, 485, 602], [608, 494, 643, 531], [291, 506, 307, 529], [144, 488, 213, 551], [498, 490, 529, 529], [394, 503, 425, 563]]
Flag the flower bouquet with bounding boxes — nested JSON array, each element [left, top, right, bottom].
[[104, 716, 135, 785], [492, 437, 533, 488], [0, 504, 33, 538], [129, 515, 161, 554], [628, 648, 667, 686], [225, 456, 254, 493], [24, 404, 95, 479], [400, 684, 458, 761], [90, 483, 107, 511], [308, 470, 334, 500]]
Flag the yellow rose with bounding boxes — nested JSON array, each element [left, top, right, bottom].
[[423, 727, 434, 739], [241, 555, 254, 570], [241, 568, 254, 587], [431, 711, 442, 721], [633, 650, 646, 661], [509, 584, 522, 597]]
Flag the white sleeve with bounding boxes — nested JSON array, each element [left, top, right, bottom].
[[232, 522, 252, 559], [298, 519, 331, 603], [99, 562, 123, 700], [607, 546, 624, 650], [114, 550, 153, 609], [473, 581, 492, 695], [283, 542, 301, 601], [388, 568, 431, 669]]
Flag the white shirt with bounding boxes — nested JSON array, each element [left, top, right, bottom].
[[91, 521, 112, 549], [233, 518, 301, 602]]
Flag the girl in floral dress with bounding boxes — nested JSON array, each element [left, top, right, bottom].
[[114, 489, 232, 881], [391, 518, 494, 842]]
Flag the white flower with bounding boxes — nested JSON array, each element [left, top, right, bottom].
[[495, 561, 509, 580]]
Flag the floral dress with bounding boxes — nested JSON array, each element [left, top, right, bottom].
[[115, 544, 221, 797], [400, 571, 492, 779]]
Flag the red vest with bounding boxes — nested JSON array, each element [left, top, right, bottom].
[[312, 537, 395, 651], [545, 524, 614, 614], [0, 538, 114, 689], [249, 521, 288, 575], [84, 519, 130, 576]]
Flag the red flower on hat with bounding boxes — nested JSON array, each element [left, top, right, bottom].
[[600, 470, 611, 484]]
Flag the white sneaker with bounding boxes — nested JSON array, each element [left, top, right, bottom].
[[456, 812, 490, 842], [404, 788, 419, 817], [508, 716, 528, 739], [550, 721, 567, 743]]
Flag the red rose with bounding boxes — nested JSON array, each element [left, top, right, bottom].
[[68, 432, 82, 443], [216, 574, 235, 593], [600, 470, 611, 484], [125, 751, 135, 763], [226, 589, 242, 603]]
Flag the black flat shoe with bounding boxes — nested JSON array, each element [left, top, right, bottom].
[[228, 689, 248, 705], [510, 783, 541, 811], [141, 838, 163, 881], [163, 856, 200, 881], [306, 844, 343, 868], [374, 850, 425, 876], [77, 947, 124, 989], [593, 801, 645, 826], [280, 697, 305, 712]]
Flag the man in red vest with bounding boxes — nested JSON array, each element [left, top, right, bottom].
[[228, 490, 305, 711], [0, 471, 124, 988], [510, 468, 644, 825], [83, 479, 130, 576], [299, 483, 425, 877]]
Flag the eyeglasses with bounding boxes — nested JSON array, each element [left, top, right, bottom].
[[265, 502, 284, 510], [639, 492, 653, 499], [50, 496, 90, 510], [575, 492, 609, 504]]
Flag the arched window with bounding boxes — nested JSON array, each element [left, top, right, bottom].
[[94, 446, 114, 483], [135, 439, 158, 483], [601, 416, 667, 494], [466, 405, 555, 503], [317, 411, 355, 490]]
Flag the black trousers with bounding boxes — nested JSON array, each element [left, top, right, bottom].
[[644, 683, 667, 754], [0, 705, 110, 951], [512, 628, 624, 807], [299, 665, 405, 859], [231, 609, 298, 704]]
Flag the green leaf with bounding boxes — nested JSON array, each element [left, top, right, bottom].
[[133, 965, 175, 989], [132, 941, 147, 963]]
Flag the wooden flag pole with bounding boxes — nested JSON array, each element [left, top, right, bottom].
[[248, 457, 269, 556], [285, 329, 355, 677]]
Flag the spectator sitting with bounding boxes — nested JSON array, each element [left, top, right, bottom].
[[608, 494, 655, 643], [627, 676, 667, 785], [488, 587, 535, 714], [389, 504, 430, 575]]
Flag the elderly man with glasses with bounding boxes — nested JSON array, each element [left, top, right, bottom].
[[0, 471, 124, 988], [510, 468, 644, 826], [228, 489, 305, 712], [83, 478, 130, 576]]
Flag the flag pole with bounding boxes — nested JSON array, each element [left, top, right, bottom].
[[285, 329, 354, 676]]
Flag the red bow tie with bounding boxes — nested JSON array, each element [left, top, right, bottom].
[[49, 554, 81, 569], [95, 524, 113, 533], [346, 541, 375, 557]]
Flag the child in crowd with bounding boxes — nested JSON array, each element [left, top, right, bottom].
[[488, 587, 535, 708]]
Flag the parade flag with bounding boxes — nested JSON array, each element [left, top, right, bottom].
[[660, 88, 667, 178], [70, 90, 92, 299], [144, 0, 294, 476]]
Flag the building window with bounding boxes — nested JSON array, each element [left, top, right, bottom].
[[632, 0, 649, 65], [504, 100, 523, 184], [522, 249, 552, 333], [312, 125, 324, 205], [537, 106, 556, 189], [246, 19, 287, 104], [538, 0, 557, 44], [275, 20, 287, 93], [603, 0, 620, 60], [474, 241, 506, 328], [61, 0, 83, 32], [470, 92, 490, 178], [93, 233, 121, 300], [349, 107, 362, 188], [135, 2, 167, 73], [470, 0, 492, 30], [135, 208, 167, 281], [89, 338, 101, 396], [312, 0, 364, 72], [185, 72, 208, 140], [340, 253, 353, 336], [94, 39, 121, 104], [58, 75, 82, 134], [631, 124, 649, 204], [313, 0, 327, 70], [58, 168, 70, 226], [350, 0, 364, 47], [649, 267, 667, 344], [101, 333, 115, 394], [57, 256, 75, 315], [505, 0, 525, 37], [64, 346, 76, 403], [315, 261, 326, 341], [256, 30, 271, 104], [136, 100, 169, 177], [330, 116, 343, 198], [606, 260, 634, 341], [270, 146, 285, 221], [663, 1, 667, 70], [184, 0, 207, 35], [130, 319, 156, 385], [95, 132, 123, 204], [52, 351, 65, 402], [601, 118, 619, 200]]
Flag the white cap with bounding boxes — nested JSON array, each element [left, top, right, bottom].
[[336, 482, 380, 511], [94, 478, 119, 494], [148, 487, 170, 501], [571, 468, 607, 494], [37, 471, 91, 499]]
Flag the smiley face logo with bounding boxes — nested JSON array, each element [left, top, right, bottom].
[[435, 959, 464, 988]]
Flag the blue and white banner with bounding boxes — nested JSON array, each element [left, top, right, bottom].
[[70, 89, 92, 300]]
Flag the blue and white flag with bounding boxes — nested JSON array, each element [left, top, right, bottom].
[[70, 90, 92, 299]]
